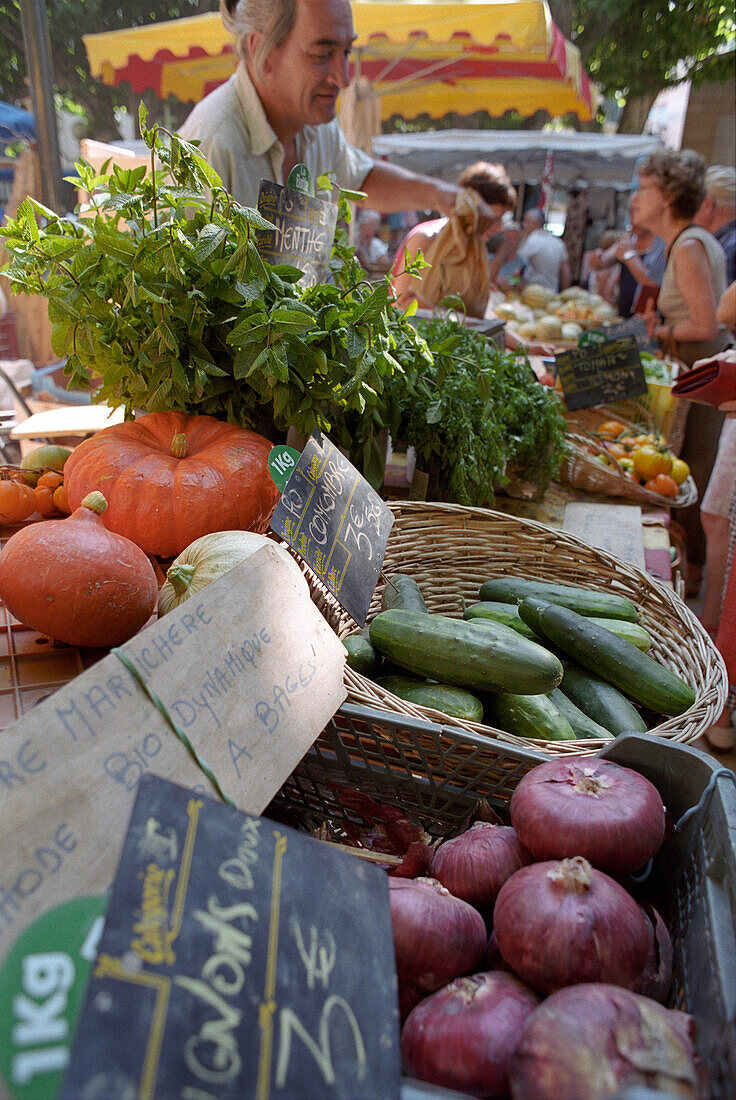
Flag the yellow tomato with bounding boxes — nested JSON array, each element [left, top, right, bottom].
[[618, 457, 635, 474], [633, 444, 673, 481], [670, 457, 690, 486]]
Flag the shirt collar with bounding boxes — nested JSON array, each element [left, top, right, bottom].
[[233, 62, 321, 156]]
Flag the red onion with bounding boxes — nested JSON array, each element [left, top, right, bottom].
[[388, 876, 487, 1019], [634, 902, 673, 1004], [509, 983, 703, 1099], [483, 930, 515, 973], [402, 971, 540, 1099], [429, 823, 532, 914], [509, 758, 666, 875], [493, 857, 650, 994]]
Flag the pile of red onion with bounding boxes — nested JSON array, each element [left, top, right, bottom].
[[386, 756, 702, 1099]]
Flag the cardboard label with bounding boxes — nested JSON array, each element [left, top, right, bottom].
[[60, 775, 400, 1100], [256, 179, 337, 288], [0, 545, 346, 1100], [269, 433, 394, 627], [556, 335, 647, 410], [563, 502, 646, 571]]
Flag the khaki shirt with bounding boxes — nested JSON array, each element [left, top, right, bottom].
[[179, 63, 374, 208]]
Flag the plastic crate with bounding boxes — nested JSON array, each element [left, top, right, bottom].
[[267, 704, 736, 1098]]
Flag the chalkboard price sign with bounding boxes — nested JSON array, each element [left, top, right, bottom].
[[269, 433, 394, 626], [256, 178, 338, 287], [556, 334, 647, 410], [602, 315, 658, 353], [60, 775, 401, 1100]]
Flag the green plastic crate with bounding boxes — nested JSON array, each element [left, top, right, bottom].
[[268, 703, 736, 1098]]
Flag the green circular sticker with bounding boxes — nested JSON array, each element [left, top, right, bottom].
[[268, 444, 301, 493], [0, 896, 107, 1100]]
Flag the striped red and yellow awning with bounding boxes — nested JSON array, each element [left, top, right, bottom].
[[83, 1, 596, 122]]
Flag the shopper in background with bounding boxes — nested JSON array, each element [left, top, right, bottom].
[[354, 209, 390, 276], [486, 219, 524, 289], [705, 279, 736, 750], [635, 148, 730, 597], [694, 165, 736, 285], [516, 208, 571, 293], [389, 161, 516, 313], [180, 0, 502, 228], [588, 201, 666, 318]]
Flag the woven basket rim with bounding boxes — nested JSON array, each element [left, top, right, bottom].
[[309, 501, 727, 759]]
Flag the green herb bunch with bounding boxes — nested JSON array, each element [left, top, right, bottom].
[[0, 107, 429, 486], [390, 311, 567, 505]]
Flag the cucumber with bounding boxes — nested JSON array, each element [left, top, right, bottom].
[[464, 601, 538, 640], [343, 628, 381, 678], [485, 692, 576, 741], [368, 610, 564, 695], [548, 688, 614, 740], [381, 573, 428, 614], [479, 577, 638, 622], [378, 676, 484, 722], [560, 662, 648, 735], [471, 599, 652, 651], [588, 618, 652, 651], [524, 600, 696, 717]]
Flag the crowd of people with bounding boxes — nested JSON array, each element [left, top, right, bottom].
[[177, 0, 736, 746]]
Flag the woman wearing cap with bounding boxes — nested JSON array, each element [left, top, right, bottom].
[[634, 148, 730, 596]]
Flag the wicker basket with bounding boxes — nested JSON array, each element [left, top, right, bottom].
[[560, 403, 697, 508], [308, 501, 727, 756]]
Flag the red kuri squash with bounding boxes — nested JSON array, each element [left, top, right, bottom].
[[63, 411, 280, 557], [0, 491, 158, 647]]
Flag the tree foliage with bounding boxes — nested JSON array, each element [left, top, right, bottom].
[[0, 1, 216, 139], [550, 0, 735, 103]]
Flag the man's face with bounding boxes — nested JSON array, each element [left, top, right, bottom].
[[258, 0, 356, 130]]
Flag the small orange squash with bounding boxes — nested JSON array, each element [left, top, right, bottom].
[[0, 477, 36, 523], [63, 411, 280, 558], [0, 491, 158, 647]]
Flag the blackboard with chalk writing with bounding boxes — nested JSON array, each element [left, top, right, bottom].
[[556, 334, 647, 411], [60, 774, 400, 1100], [269, 433, 394, 626], [256, 179, 338, 287], [601, 315, 658, 353]]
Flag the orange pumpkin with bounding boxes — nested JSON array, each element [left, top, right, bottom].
[[0, 477, 37, 523], [0, 491, 158, 647], [63, 412, 280, 557]]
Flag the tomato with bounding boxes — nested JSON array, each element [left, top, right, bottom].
[[618, 457, 635, 474], [670, 457, 690, 486], [645, 474, 679, 498], [633, 444, 673, 480], [597, 420, 625, 439], [52, 484, 71, 514], [36, 469, 64, 491], [606, 442, 628, 459], [33, 485, 60, 516]]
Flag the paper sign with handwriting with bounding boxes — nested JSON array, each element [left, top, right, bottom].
[[0, 546, 345, 1100], [60, 775, 400, 1100], [269, 433, 394, 627]]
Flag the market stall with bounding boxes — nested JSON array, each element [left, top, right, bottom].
[[0, 120, 733, 1100]]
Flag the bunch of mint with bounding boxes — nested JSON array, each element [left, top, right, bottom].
[[0, 106, 430, 487]]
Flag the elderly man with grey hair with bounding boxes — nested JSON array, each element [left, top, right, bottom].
[[180, 0, 498, 227], [694, 165, 736, 284]]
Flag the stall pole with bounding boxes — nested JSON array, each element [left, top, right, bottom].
[[19, 0, 66, 214]]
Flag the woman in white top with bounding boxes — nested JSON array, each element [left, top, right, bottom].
[[632, 149, 731, 595], [633, 149, 728, 367]]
